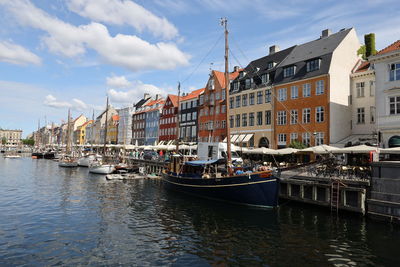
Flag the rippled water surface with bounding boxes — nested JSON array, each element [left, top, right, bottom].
[[0, 157, 399, 266]]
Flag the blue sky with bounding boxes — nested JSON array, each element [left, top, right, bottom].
[[0, 0, 399, 137]]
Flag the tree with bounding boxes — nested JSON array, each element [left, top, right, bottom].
[[289, 140, 306, 149], [357, 45, 366, 60], [1, 137, 6, 145], [22, 139, 35, 146]]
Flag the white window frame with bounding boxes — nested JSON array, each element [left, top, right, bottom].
[[291, 86, 298, 99], [303, 83, 311, 97], [302, 108, 311, 124], [316, 80, 324, 95]]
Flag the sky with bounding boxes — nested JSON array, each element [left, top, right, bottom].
[[0, 0, 399, 137]]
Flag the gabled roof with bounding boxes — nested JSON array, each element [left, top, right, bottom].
[[212, 70, 240, 89], [181, 88, 205, 101], [166, 94, 179, 107], [145, 98, 165, 107], [81, 120, 93, 127], [354, 61, 371, 73], [135, 97, 152, 109], [376, 40, 400, 55]]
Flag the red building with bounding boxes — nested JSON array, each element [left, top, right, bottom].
[[159, 94, 179, 142], [198, 69, 240, 142]]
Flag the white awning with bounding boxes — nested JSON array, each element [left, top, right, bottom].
[[231, 135, 239, 143], [242, 134, 254, 143], [235, 134, 247, 143]]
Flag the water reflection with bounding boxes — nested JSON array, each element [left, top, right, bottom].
[[0, 157, 399, 266]]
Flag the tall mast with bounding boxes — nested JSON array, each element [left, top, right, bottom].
[[175, 82, 181, 153], [221, 18, 232, 174], [37, 119, 40, 147], [103, 96, 109, 155], [66, 109, 71, 154]]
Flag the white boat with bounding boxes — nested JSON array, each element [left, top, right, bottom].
[[78, 154, 101, 167], [58, 159, 78, 167], [4, 154, 21, 158], [89, 163, 115, 174]]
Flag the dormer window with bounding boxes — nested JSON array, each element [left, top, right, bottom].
[[267, 62, 275, 69], [283, 66, 296, 78], [261, 73, 270, 84], [239, 71, 246, 78], [245, 78, 251, 89], [306, 58, 321, 72], [233, 81, 239, 91]]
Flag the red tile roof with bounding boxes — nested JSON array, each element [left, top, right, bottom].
[[81, 120, 93, 127], [376, 40, 400, 55], [181, 88, 205, 101], [212, 70, 240, 89], [145, 99, 165, 107], [166, 94, 179, 107], [355, 61, 371, 73]]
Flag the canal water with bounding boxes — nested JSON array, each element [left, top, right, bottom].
[[0, 157, 399, 266]]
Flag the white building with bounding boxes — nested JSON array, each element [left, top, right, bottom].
[[369, 40, 400, 148], [0, 129, 22, 146], [117, 106, 134, 145]]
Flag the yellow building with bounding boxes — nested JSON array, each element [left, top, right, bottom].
[[75, 120, 93, 145], [106, 115, 119, 144]]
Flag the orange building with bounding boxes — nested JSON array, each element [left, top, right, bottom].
[[198, 69, 240, 142]]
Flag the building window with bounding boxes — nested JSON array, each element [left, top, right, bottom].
[[233, 82, 239, 91], [290, 133, 298, 143], [222, 89, 226, 100], [210, 108, 214, 116], [302, 108, 311, 123], [306, 59, 320, 72], [290, 110, 298, 124], [242, 94, 248, 106], [315, 132, 324, 145], [291, 86, 298, 99], [215, 106, 219, 115], [229, 97, 234, 109], [356, 82, 365, 97], [193, 100, 197, 107], [236, 114, 241, 127], [283, 66, 295, 77], [303, 83, 311, 97], [267, 62, 274, 69], [222, 120, 226, 129], [221, 105, 226, 114], [369, 106, 375, 123], [302, 132, 311, 146], [209, 79, 214, 90], [265, 89, 271, 103], [265, 110, 271, 125], [199, 95, 204, 105], [257, 91, 263, 104], [278, 133, 286, 144], [249, 93, 255, 105], [389, 63, 400, 81], [261, 73, 269, 83], [389, 96, 400, 115], [316, 106, 324, 123], [277, 111, 287, 125], [245, 78, 251, 89], [242, 113, 247, 127], [357, 107, 365, 124], [278, 88, 287, 101], [249, 112, 255, 126], [236, 95, 241, 108], [316, 80, 324, 95], [229, 115, 234, 128], [257, 111, 263, 125]]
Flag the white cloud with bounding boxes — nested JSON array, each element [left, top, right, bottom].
[[106, 75, 131, 88], [66, 0, 179, 40], [1, 0, 189, 71], [107, 80, 167, 105], [44, 94, 91, 111], [0, 40, 41, 65]]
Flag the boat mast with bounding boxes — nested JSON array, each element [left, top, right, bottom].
[[66, 109, 71, 154], [103, 96, 109, 155], [221, 18, 232, 174], [175, 82, 181, 153]]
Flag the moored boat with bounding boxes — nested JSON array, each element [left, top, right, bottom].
[[89, 162, 115, 174], [58, 156, 78, 167], [78, 154, 101, 167]]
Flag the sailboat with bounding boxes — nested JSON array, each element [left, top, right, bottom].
[[89, 97, 115, 174], [161, 18, 280, 208], [78, 110, 102, 167], [59, 109, 79, 167]]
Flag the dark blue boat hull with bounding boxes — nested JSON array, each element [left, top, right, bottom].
[[162, 172, 279, 208]]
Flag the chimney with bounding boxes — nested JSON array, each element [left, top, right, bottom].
[[233, 66, 240, 72], [269, 45, 280, 55], [155, 94, 162, 100], [321, 29, 332, 38], [144, 93, 150, 99]]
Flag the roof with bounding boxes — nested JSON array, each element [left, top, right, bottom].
[[145, 99, 165, 107], [181, 88, 205, 101], [111, 115, 119, 121], [376, 40, 400, 55], [166, 94, 179, 107], [280, 28, 352, 66], [81, 120, 93, 127], [354, 61, 371, 73], [212, 70, 240, 89], [135, 97, 152, 109]]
